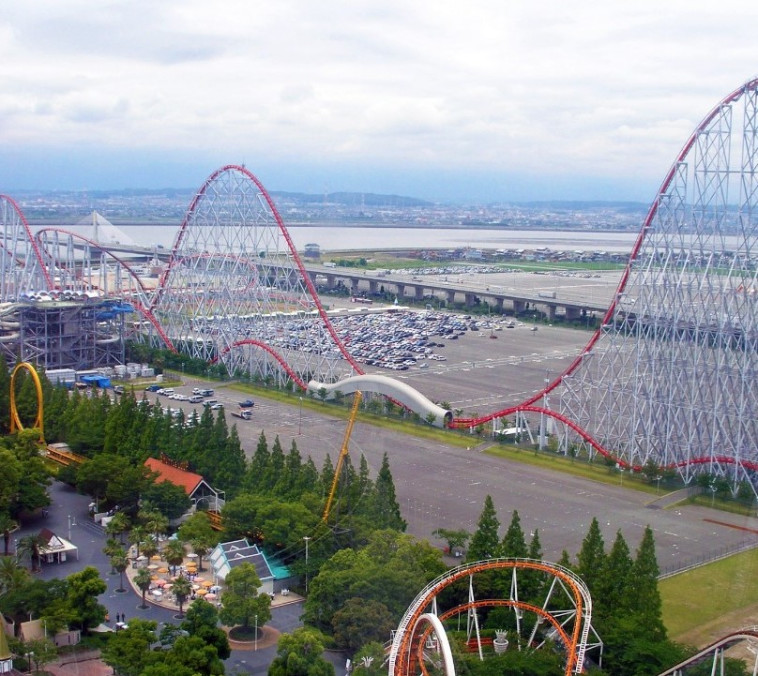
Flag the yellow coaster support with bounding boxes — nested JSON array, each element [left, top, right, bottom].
[[322, 391, 362, 522]]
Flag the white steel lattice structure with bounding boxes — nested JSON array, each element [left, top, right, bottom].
[[558, 78, 758, 491], [0, 195, 50, 301], [150, 165, 360, 388]]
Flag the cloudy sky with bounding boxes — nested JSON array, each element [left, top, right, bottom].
[[1, 1, 756, 203]]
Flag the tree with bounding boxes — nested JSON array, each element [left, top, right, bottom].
[[432, 528, 470, 556], [595, 530, 633, 622], [77, 453, 129, 509], [23, 637, 58, 675], [219, 562, 272, 631], [164, 539, 186, 575], [303, 530, 445, 634], [16, 533, 47, 572], [153, 634, 225, 676], [467, 495, 500, 561], [65, 566, 107, 632], [269, 627, 335, 676], [112, 551, 129, 593], [172, 575, 193, 618], [499, 510, 528, 558], [576, 517, 605, 596], [0, 555, 29, 596], [178, 512, 218, 572], [629, 525, 666, 642], [105, 511, 131, 545], [181, 598, 231, 660], [331, 597, 395, 655], [372, 453, 406, 531], [352, 642, 387, 676], [141, 481, 191, 521], [134, 567, 153, 609], [101, 618, 158, 676]]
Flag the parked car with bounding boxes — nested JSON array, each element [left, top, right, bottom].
[[238, 399, 255, 408]]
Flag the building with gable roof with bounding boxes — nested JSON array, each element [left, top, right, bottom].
[[37, 527, 78, 564], [209, 539, 275, 595], [144, 457, 224, 518]]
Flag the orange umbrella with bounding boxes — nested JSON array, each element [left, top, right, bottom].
[[158, 567, 169, 574], [196, 588, 208, 596], [201, 580, 213, 588], [150, 555, 162, 561]]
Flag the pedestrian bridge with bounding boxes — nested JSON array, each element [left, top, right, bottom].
[[307, 374, 453, 427]]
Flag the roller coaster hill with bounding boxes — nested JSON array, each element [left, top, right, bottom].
[[2, 78, 758, 499]]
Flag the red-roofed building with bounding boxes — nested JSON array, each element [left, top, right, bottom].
[[144, 457, 224, 517]]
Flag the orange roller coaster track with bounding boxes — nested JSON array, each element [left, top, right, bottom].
[[388, 558, 599, 676]]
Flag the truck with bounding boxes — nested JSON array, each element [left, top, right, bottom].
[[231, 409, 252, 420]]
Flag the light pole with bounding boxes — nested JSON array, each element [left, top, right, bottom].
[[67, 514, 71, 540], [303, 536, 311, 593], [254, 614, 258, 651], [298, 397, 303, 435]]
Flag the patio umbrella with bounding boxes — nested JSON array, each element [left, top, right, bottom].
[[187, 552, 198, 559], [150, 575, 159, 581], [154, 579, 167, 587], [147, 564, 159, 571], [150, 555, 162, 561], [201, 580, 213, 588], [205, 593, 217, 600], [157, 567, 169, 574], [196, 588, 208, 596]]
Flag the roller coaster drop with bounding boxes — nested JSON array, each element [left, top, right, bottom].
[[1, 80, 758, 496]]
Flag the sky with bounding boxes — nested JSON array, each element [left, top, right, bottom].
[[1, 1, 757, 204]]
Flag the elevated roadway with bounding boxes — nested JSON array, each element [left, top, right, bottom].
[[302, 263, 616, 319]]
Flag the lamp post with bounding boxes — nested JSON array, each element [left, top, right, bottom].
[[298, 397, 303, 435], [303, 536, 311, 593], [67, 514, 71, 540], [254, 614, 258, 651]]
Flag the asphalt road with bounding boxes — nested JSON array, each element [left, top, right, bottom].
[[14, 481, 314, 676], [158, 311, 758, 572]]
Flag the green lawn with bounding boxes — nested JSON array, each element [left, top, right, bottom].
[[660, 548, 758, 639]]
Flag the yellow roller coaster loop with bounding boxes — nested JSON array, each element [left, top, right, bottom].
[[9, 362, 45, 443]]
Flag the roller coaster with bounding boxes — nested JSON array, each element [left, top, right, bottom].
[[1, 79, 757, 499]]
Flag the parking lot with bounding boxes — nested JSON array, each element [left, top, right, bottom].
[[144, 305, 758, 571]]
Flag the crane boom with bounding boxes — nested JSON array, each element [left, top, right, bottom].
[[322, 391, 362, 522]]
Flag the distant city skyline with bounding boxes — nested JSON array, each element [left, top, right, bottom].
[[1, 2, 756, 204]]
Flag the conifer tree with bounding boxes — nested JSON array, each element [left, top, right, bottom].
[[217, 425, 246, 499], [320, 454, 335, 493], [245, 432, 270, 492], [576, 517, 606, 596], [596, 530, 633, 622], [281, 440, 303, 497], [467, 495, 500, 561], [373, 453, 406, 531], [265, 436, 285, 492], [499, 510, 528, 558], [629, 525, 666, 641]]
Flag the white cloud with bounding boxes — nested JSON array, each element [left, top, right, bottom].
[[1, 0, 758, 199]]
